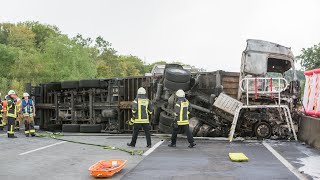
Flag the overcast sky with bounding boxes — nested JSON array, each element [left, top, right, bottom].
[[1, 0, 320, 71]]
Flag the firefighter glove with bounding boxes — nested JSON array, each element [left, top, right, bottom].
[[128, 118, 135, 126]]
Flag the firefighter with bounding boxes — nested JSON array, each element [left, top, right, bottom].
[[127, 87, 153, 148], [21, 92, 36, 137], [6, 90, 18, 138], [15, 95, 22, 131], [168, 89, 196, 148], [0, 93, 4, 131]]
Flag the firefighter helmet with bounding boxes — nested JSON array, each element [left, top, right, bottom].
[[137, 87, 146, 95], [176, 89, 185, 98], [8, 90, 16, 95]]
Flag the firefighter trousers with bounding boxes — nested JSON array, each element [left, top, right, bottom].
[[23, 116, 35, 136], [7, 117, 16, 137], [171, 124, 194, 145], [130, 123, 151, 146]]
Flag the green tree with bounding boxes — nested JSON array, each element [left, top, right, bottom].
[[20, 21, 60, 50], [298, 43, 320, 70], [7, 25, 35, 50], [42, 35, 97, 81]]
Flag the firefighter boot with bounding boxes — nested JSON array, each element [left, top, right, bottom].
[[8, 134, 17, 138], [188, 143, 196, 148]]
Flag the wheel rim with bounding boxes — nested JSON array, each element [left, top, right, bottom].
[[256, 123, 271, 138]]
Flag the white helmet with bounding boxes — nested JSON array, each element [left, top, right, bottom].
[[176, 89, 185, 97], [23, 92, 30, 97], [8, 90, 16, 95], [137, 87, 146, 95]]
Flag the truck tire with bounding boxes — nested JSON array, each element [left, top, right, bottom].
[[254, 122, 272, 139], [164, 79, 190, 91], [79, 79, 100, 88], [62, 124, 80, 132], [165, 68, 190, 83], [159, 111, 174, 126], [159, 122, 172, 134], [45, 82, 61, 90], [152, 106, 162, 125], [80, 124, 101, 133], [48, 124, 62, 132], [61, 81, 79, 89]]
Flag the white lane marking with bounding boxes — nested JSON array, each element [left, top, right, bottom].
[[262, 141, 308, 180], [19, 141, 66, 155], [143, 140, 164, 156]]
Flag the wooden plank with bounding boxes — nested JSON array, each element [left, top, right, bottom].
[[222, 82, 239, 89], [223, 76, 240, 83]]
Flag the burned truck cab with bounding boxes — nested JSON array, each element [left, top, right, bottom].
[[235, 39, 301, 139], [239, 39, 300, 104]]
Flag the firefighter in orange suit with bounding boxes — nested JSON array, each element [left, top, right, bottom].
[[0, 93, 4, 131]]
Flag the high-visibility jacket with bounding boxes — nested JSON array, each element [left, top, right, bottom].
[[6, 96, 17, 118], [131, 95, 153, 124], [174, 97, 192, 125], [21, 99, 34, 117]]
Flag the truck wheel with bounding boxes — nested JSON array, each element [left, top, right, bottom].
[[152, 106, 162, 125], [165, 68, 191, 83], [159, 122, 172, 134], [62, 124, 80, 132], [79, 79, 100, 88], [80, 124, 102, 133], [159, 111, 174, 126], [254, 122, 272, 139], [61, 81, 79, 89], [164, 79, 190, 91]]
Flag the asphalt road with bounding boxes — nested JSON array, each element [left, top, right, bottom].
[[0, 130, 320, 180], [0, 131, 157, 180]]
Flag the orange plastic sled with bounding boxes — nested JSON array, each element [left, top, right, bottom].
[[88, 159, 127, 178]]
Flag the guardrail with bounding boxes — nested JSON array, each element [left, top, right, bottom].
[[239, 77, 288, 105]]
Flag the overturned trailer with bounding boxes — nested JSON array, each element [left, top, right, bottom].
[[27, 39, 301, 139]]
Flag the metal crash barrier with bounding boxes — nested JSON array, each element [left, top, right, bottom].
[[303, 68, 320, 116]]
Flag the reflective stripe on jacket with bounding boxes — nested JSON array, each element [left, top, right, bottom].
[[174, 97, 191, 125], [131, 95, 153, 123]]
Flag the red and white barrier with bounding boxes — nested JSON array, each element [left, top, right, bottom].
[[303, 68, 320, 116]]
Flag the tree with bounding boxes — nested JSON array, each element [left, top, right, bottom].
[[6, 25, 36, 50], [298, 43, 320, 70], [42, 35, 97, 81], [20, 21, 60, 50]]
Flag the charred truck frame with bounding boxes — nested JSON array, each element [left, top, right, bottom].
[[27, 39, 301, 139]]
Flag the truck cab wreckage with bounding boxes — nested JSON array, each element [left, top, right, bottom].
[[28, 39, 301, 140]]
